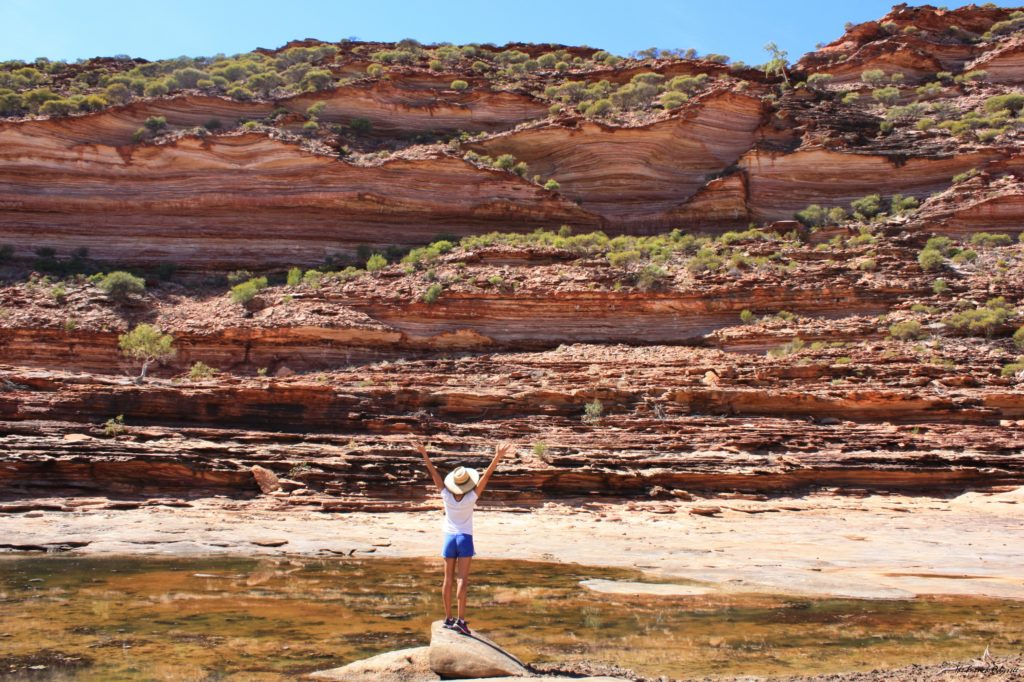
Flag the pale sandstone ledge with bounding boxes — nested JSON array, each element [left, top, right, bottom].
[[1, 490, 1021, 601]]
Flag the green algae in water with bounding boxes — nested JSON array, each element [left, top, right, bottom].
[[1, 555, 1023, 680]]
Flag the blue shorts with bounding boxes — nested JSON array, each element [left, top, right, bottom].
[[442, 533, 475, 559]]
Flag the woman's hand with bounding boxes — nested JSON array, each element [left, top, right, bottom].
[[495, 441, 513, 460]]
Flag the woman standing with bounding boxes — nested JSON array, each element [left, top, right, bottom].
[[415, 440, 512, 636]]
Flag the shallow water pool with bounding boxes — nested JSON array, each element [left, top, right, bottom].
[[0, 555, 1022, 680]]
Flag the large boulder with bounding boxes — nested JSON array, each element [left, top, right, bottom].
[[250, 464, 281, 493], [428, 620, 528, 679], [305, 646, 439, 681]]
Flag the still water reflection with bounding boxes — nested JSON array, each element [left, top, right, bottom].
[[0, 555, 1022, 680]]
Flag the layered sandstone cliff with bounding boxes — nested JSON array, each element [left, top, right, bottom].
[[1, 5, 1023, 511]]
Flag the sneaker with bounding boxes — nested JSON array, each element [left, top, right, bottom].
[[453, 618, 471, 636], [442, 617, 456, 629]]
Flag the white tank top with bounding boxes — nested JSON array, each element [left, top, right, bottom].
[[441, 489, 477, 535]]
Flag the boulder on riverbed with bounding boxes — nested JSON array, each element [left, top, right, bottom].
[[428, 619, 528, 678], [305, 621, 631, 681]]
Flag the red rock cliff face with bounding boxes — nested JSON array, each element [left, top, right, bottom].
[[2, 8, 1024, 510], [0, 132, 596, 268], [0, 6, 1020, 269]]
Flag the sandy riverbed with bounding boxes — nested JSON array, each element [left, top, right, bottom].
[[4, 488, 1022, 601]]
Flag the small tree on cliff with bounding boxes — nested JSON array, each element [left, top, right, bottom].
[[119, 323, 176, 382], [762, 42, 790, 85]]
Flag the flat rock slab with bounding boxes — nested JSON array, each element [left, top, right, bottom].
[[429, 620, 528, 678], [579, 578, 711, 596], [305, 646, 439, 681], [458, 678, 630, 681]]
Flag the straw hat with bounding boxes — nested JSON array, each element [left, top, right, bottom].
[[444, 466, 480, 495]]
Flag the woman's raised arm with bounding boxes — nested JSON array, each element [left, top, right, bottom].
[[475, 441, 512, 498], [415, 441, 445, 491]]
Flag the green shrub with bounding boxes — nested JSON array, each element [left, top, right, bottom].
[[636, 264, 668, 291], [286, 267, 302, 286], [302, 270, 323, 288], [544, 179, 560, 191], [861, 69, 887, 85], [1014, 326, 1024, 349], [768, 337, 805, 358], [841, 91, 860, 105], [687, 248, 722, 273], [890, 194, 919, 214], [144, 115, 167, 132], [944, 297, 1014, 337], [1001, 360, 1024, 378], [856, 258, 877, 271], [366, 63, 384, 77], [795, 204, 827, 227], [421, 282, 443, 304], [850, 194, 883, 218], [951, 248, 977, 264], [608, 250, 641, 267], [98, 271, 145, 301], [659, 91, 688, 109], [104, 415, 126, 437], [983, 92, 1024, 114], [918, 248, 944, 272], [230, 276, 268, 306], [740, 309, 756, 324], [970, 232, 1012, 247], [532, 441, 549, 457], [925, 236, 954, 254], [889, 320, 924, 340], [932, 278, 950, 295], [806, 72, 833, 90], [366, 253, 387, 272], [587, 98, 614, 115], [872, 86, 900, 105], [39, 99, 74, 116], [582, 399, 603, 423], [143, 81, 169, 97], [495, 153, 517, 170], [953, 169, 980, 185], [118, 323, 176, 380], [301, 69, 334, 91], [610, 81, 658, 109], [450, 79, 469, 91], [189, 361, 218, 380]]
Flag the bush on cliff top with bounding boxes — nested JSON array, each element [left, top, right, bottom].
[[98, 271, 145, 302], [230, 276, 268, 307]]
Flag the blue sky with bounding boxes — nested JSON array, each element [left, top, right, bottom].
[[0, 1, 1019, 65]]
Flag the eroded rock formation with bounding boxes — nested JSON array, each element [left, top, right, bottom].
[[1, 5, 1024, 513]]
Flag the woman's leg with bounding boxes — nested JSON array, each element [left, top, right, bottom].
[[443, 558, 456, 620], [455, 556, 472, 620]]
